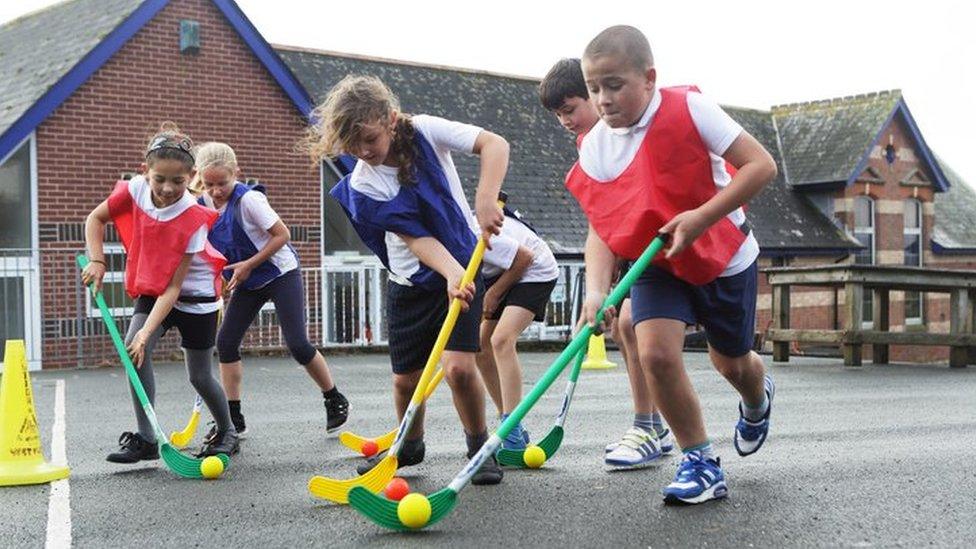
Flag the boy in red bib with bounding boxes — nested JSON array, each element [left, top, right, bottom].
[[569, 26, 778, 504], [541, 57, 676, 470]]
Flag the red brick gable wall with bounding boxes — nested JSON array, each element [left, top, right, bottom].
[[35, 0, 321, 367], [756, 115, 976, 365]]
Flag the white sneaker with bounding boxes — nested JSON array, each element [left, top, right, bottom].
[[605, 427, 666, 470], [606, 426, 675, 454]]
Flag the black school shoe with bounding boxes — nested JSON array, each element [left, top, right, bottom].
[[203, 413, 248, 445], [196, 429, 240, 457], [470, 452, 503, 485], [106, 432, 159, 463], [356, 439, 425, 475], [324, 391, 350, 433]]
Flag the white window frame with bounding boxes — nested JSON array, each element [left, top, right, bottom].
[[853, 196, 875, 327], [904, 199, 923, 325], [85, 244, 134, 318], [0, 133, 42, 371]]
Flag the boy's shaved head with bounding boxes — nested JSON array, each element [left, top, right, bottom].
[[583, 25, 654, 72]]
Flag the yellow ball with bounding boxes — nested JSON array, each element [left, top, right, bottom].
[[523, 445, 546, 468], [200, 456, 224, 479], [397, 492, 432, 529]]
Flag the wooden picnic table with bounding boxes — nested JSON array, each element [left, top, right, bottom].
[[763, 264, 976, 367]]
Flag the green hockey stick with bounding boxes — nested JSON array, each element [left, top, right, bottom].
[[495, 349, 584, 467], [348, 233, 669, 530], [77, 255, 229, 478]]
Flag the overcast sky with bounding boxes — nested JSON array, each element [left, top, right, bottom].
[[3, 0, 974, 186]]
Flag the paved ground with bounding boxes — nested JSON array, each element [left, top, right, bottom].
[[3, 350, 975, 547]]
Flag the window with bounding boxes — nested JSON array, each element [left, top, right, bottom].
[[0, 141, 32, 250], [853, 197, 874, 323], [86, 246, 133, 317], [321, 159, 370, 255], [904, 199, 923, 324]]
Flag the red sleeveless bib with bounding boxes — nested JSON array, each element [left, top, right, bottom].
[[107, 180, 225, 298], [565, 86, 745, 285]]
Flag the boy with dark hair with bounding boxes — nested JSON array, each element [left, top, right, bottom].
[[540, 57, 675, 470]]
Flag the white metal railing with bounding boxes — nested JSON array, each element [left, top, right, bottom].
[[1, 247, 585, 369]]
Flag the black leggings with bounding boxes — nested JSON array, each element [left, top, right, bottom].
[[217, 269, 317, 365]]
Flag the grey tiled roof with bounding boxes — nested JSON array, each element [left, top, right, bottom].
[[933, 158, 976, 250], [0, 0, 143, 139], [772, 91, 901, 186], [728, 106, 860, 251], [276, 47, 587, 254]]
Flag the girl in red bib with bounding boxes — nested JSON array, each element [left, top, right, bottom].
[[81, 123, 239, 463]]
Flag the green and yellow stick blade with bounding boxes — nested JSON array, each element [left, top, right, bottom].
[[348, 486, 459, 531], [496, 426, 564, 468]]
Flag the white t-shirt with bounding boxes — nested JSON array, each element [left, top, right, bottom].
[[578, 89, 759, 277], [128, 177, 218, 314], [480, 214, 559, 283], [348, 114, 483, 284], [202, 183, 299, 280]]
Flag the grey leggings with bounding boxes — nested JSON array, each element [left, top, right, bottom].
[[124, 310, 234, 442]]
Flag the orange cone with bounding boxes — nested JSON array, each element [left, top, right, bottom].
[[0, 340, 69, 486], [582, 334, 617, 370]]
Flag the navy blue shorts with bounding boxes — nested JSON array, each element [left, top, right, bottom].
[[630, 261, 758, 358], [387, 275, 484, 374]]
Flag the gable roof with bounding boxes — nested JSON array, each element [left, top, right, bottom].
[[727, 106, 860, 252], [0, 0, 313, 162], [933, 158, 976, 253], [276, 46, 589, 254], [773, 91, 901, 187], [0, 0, 144, 159], [772, 90, 950, 192]]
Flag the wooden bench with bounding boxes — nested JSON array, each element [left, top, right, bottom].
[[764, 265, 976, 367]]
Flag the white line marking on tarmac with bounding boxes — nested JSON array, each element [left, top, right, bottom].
[[45, 379, 71, 549]]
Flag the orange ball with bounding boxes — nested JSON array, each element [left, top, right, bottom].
[[384, 477, 410, 501], [361, 440, 379, 458]]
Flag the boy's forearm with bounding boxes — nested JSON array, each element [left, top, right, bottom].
[[489, 247, 533, 297], [400, 234, 464, 280], [584, 226, 615, 296], [699, 133, 777, 226]]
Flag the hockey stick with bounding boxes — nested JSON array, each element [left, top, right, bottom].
[[308, 192, 506, 503], [169, 394, 203, 448], [338, 368, 444, 456], [347, 233, 668, 529], [495, 348, 584, 467], [78, 255, 230, 478]]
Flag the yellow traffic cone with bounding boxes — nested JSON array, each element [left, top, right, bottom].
[[582, 334, 617, 370], [0, 340, 69, 486]]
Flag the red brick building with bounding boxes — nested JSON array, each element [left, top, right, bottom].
[[1, 0, 973, 370]]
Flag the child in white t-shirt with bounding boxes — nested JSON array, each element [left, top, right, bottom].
[[193, 142, 348, 441], [475, 210, 558, 450]]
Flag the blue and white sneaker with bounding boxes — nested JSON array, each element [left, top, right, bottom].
[[662, 451, 728, 504], [501, 421, 530, 451], [604, 427, 665, 469], [734, 374, 775, 457]]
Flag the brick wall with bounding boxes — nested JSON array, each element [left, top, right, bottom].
[[35, 0, 320, 368], [756, 116, 973, 364]]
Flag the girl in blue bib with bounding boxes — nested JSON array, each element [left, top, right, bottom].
[[308, 75, 509, 483], [194, 142, 349, 440]]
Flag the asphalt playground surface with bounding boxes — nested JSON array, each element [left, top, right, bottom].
[[3, 350, 975, 548]]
